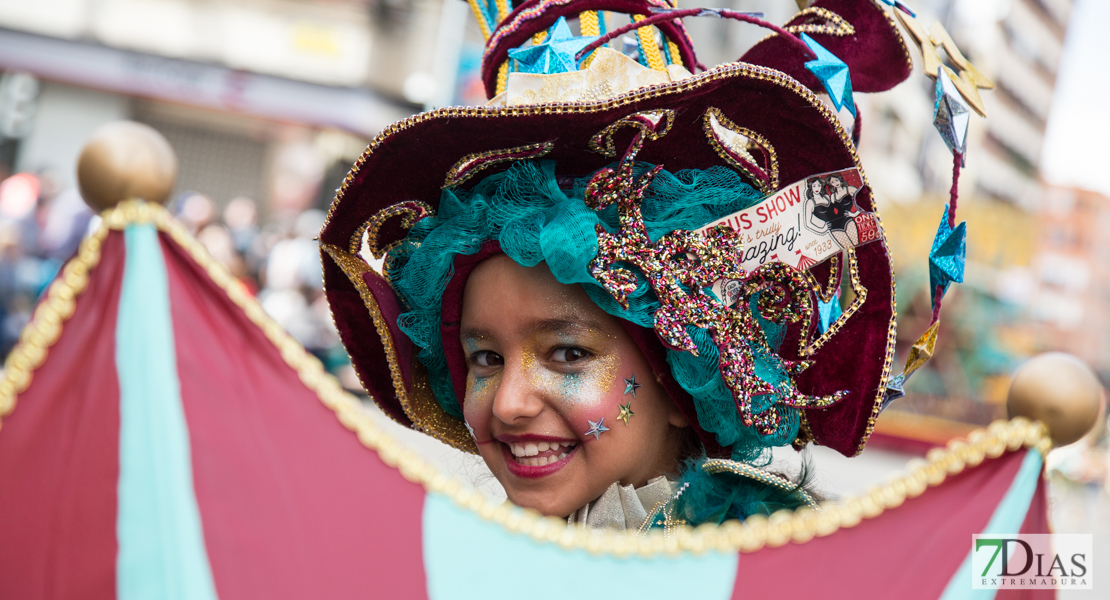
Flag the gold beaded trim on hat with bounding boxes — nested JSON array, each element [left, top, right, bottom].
[[322, 242, 477, 453], [702, 459, 820, 509], [701, 106, 779, 195], [444, 141, 555, 189], [588, 109, 675, 157], [807, 254, 840, 304], [856, 209, 899, 455], [784, 7, 855, 37], [796, 247, 867, 358], [321, 59, 897, 453], [350, 201, 435, 258]]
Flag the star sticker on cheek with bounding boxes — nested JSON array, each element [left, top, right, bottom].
[[584, 418, 609, 440], [623, 374, 641, 397], [464, 419, 476, 439], [617, 400, 634, 425]]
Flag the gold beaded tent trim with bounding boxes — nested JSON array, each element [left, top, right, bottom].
[[0, 200, 1051, 558]]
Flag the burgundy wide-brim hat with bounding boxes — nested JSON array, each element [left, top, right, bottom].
[[320, 0, 911, 457]]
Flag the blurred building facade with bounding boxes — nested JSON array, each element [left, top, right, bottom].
[[0, 0, 474, 382]]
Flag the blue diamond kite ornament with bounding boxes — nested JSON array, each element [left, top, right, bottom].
[[928, 205, 967, 305], [817, 295, 842, 334], [881, 374, 906, 411], [801, 33, 856, 117], [508, 17, 600, 75], [934, 67, 970, 163]]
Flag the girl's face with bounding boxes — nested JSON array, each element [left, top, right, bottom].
[[460, 255, 689, 518]]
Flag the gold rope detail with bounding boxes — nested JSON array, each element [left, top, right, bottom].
[[496, 61, 509, 96], [0, 218, 110, 428], [466, 0, 492, 40], [532, 31, 547, 45], [493, 0, 510, 21], [580, 11, 600, 36], [633, 16, 667, 72]]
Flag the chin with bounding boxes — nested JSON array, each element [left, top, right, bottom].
[[504, 488, 579, 519]]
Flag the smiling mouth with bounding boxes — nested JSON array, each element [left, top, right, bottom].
[[506, 441, 577, 467]]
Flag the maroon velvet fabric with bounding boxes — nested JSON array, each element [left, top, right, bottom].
[[741, 0, 912, 94], [481, 0, 697, 99], [0, 232, 125, 600], [322, 57, 898, 456], [323, 255, 413, 426]]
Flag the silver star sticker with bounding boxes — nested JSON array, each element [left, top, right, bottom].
[[464, 419, 476, 439], [584, 418, 609, 440]]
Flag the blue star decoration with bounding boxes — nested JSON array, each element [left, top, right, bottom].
[[929, 205, 967, 306], [934, 67, 970, 163], [508, 17, 600, 75], [817, 295, 842, 334], [623, 374, 641, 397], [801, 33, 856, 117], [584, 418, 609, 440]]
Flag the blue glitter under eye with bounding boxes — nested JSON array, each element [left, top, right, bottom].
[[470, 374, 493, 395]]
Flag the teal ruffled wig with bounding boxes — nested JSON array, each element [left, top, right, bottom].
[[385, 159, 806, 464]]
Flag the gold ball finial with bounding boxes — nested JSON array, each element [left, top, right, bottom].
[[77, 121, 178, 211], [1007, 352, 1103, 447]]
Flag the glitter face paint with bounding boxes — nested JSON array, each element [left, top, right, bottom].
[[459, 255, 690, 519]]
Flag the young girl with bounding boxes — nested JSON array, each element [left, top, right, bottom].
[[321, 0, 911, 531]]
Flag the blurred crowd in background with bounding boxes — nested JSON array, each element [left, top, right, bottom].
[[0, 167, 356, 387], [0, 0, 1105, 499]]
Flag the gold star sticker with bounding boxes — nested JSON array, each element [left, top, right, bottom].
[[617, 400, 635, 425], [894, 11, 995, 117], [903, 320, 940, 379]]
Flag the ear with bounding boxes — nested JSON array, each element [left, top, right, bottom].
[[667, 403, 690, 428]]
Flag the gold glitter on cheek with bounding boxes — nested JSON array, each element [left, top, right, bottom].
[[522, 346, 561, 396]]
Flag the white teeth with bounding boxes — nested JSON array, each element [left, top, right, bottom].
[[517, 452, 570, 467], [508, 441, 577, 461]]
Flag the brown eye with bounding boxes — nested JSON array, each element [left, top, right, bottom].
[[551, 346, 591, 363], [471, 351, 503, 367]]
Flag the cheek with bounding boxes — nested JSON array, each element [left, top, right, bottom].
[[463, 373, 499, 444], [555, 354, 626, 433]]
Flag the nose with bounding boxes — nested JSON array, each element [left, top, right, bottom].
[[491, 355, 545, 424]]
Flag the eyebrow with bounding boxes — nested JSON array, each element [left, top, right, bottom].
[[459, 317, 608, 342]]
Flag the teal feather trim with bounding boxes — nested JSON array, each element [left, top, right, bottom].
[[670, 455, 819, 525]]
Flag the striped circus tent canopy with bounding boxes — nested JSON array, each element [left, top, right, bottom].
[[0, 200, 1052, 599]]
